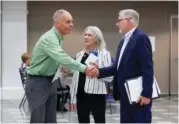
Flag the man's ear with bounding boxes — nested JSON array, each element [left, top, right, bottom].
[[54, 20, 59, 27], [55, 21, 59, 27]]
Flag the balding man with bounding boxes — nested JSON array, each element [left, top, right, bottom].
[[25, 9, 93, 123]]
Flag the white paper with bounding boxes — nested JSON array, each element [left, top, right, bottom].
[[127, 77, 143, 103], [51, 67, 61, 83], [85, 53, 98, 66], [149, 36, 155, 52], [125, 76, 160, 104], [124, 83, 132, 104], [153, 77, 161, 95]]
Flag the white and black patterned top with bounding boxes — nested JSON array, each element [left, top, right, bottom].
[[19, 63, 29, 85], [70, 49, 113, 104]]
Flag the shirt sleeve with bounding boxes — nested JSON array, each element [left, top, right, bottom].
[[42, 37, 86, 73]]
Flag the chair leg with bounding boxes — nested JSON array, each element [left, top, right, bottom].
[[109, 101, 112, 114], [61, 95, 66, 112], [60, 96, 65, 114], [68, 95, 71, 111], [22, 95, 26, 106], [23, 96, 29, 116], [57, 95, 64, 113], [19, 94, 26, 108], [22, 96, 27, 110], [59, 96, 63, 113]]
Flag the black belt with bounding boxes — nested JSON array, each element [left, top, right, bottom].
[[28, 74, 55, 79]]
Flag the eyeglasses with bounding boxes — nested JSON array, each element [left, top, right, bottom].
[[117, 17, 132, 23]]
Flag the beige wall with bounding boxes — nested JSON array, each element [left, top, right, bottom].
[[27, 1, 178, 94]]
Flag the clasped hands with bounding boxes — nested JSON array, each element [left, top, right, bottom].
[[85, 63, 99, 78], [85, 63, 151, 106]]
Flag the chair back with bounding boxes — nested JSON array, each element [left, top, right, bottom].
[[19, 68, 26, 88]]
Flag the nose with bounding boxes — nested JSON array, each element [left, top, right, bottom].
[[84, 35, 88, 39], [70, 22, 73, 27], [116, 22, 119, 27]]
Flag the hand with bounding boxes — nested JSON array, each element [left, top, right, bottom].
[[85, 66, 94, 78], [90, 66, 99, 78], [85, 66, 99, 78], [84, 66, 92, 76], [70, 104, 76, 111], [60, 66, 67, 73], [89, 62, 99, 68], [138, 96, 151, 106]]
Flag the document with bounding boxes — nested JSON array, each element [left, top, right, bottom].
[[51, 67, 61, 83], [125, 76, 161, 104], [85, 52, 98, 66]]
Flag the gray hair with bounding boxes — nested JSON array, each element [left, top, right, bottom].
[[84, 26, 106, 50], [53, 9, 70, 21], [119, 9, 139, 26]]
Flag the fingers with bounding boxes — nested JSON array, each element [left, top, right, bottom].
[[89, 62, 99, 68], [72, 105, 74, 111], [140, 97, 143, 106], [60, 66, 67, 72], [139, 96, 151, 106], [84, 66, 92, 76], [71, 104, 76, 111], [85, 66, 92, 77], [85, 66, 99, 78], [90, 66, 99, 78], [139, 97, 144, 106]]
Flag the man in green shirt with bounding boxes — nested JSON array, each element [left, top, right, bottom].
[[25, 9, 94, 123]]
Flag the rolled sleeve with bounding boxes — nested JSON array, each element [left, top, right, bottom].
[[43, 38, 86, 73]]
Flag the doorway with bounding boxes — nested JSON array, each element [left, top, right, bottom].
[[169, 15, 178, 95]]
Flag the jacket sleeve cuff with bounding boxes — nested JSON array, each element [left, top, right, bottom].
[[141, 90, 152, 98]]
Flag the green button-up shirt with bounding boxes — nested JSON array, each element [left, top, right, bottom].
[[27, 27, 86, 76]]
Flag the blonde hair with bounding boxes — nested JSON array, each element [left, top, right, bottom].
[[21, 52, 30, 63], [84, 26, 106, 50]]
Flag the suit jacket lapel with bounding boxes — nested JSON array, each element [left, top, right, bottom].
[[120, 36, 134, 64], [119, 28, 139, 68], [116, 39, 125, 66]]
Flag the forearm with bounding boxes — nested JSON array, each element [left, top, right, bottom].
[[43, 40, 86, 73], [98, 64, 116, 78]]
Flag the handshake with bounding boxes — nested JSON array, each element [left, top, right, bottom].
[[84, 63, 99, 78]]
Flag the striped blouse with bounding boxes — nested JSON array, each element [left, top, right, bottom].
[[70, 49, 113, 104]]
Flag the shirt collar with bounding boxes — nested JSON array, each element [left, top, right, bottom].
[[124, 27, 137, 38], [52, 26, 64, 41]]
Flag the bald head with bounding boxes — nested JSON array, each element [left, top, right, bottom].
[[53, 9, 73, 35], [53, 9, 70, 22]]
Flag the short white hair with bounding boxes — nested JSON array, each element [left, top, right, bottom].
[[119, 9, 139, 26], [84, 26, 106, 50], [53, 9, 69, 21]]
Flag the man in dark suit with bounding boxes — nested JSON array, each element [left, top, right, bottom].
[[90, 9, 154, 123]]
